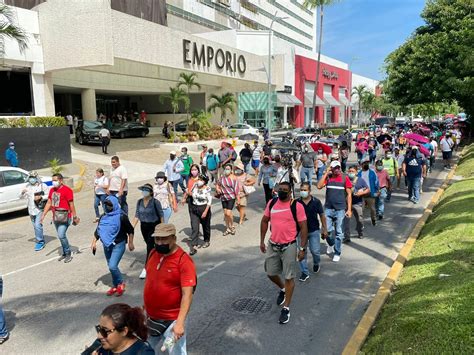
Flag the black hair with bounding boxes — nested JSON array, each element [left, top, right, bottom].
[[101, 303, 148, 341], [52, 173, 63, 180], [111, 155, 120, 162], [300, 181, 311, 190], [279, 181, 291, 190], [181, 147, 188, 152], [96, 168, 104, 174], [375, 159, 383, 166], [223, 163, 233, 169], [189, 164, 200, 176], [348, 164, 359, 171], [198, 174, 209, 184]]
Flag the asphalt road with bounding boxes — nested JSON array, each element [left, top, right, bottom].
[[0, 151, 449, 354]]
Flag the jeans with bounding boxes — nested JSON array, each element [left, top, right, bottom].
[[0, 277, 8, 338], [101, 137, 109, 154], [407, 177, 421, 202], [317, 165, 326, 181], [263, 183, 273, 204], [103, 240, 126, 287], [386, 176, 396, 201], [30, 212, 44, 243], [54, 220, 71, 255], [343, 204, 364, 237], [94, 194, 107, 218], [325, 209, 345, 256], [297, 230, 321, 274], [109, 191, 128, 215], [376, 187, 388, 216], [179, 174, 189, 192], [243, 161, 251, 174], [300, 167, 314, 184], [169, 180, 180, 195], [147, 320, 187, 355], [162, 207, 172, 223]]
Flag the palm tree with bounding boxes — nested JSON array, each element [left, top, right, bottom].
[[189, 110, 212, 132], [303, 0, 339, 125], [0, 4, 28, 56], [208, 92, 237, 125], [177, 72, 201, 121], [159, 87, 190, 129], [351, 84, 368, 126]]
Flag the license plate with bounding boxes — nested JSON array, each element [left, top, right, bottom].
[[93, 137, 99, 140]]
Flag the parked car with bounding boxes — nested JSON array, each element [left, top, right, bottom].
[[174, 120, 188, 132], [111, 122, 149, 139], [75, 121, 103, 145], [227, 123, 259, 138], [0, 167, 52, 214]]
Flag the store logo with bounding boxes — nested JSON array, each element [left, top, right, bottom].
[[183, 39, 246, 75], [323, 69, 338, 80]]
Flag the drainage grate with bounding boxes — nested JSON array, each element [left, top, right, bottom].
[[231, 297, 271, 315]]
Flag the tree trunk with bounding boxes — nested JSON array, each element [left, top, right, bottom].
[[311, 5, 325, 127]]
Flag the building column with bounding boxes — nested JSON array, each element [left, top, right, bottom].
[[43, 72, 55, 116], [81, 88, 97, 121], [283, 105, 288, 128]]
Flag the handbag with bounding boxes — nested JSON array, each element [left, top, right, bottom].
[[53, 208, 69, 224], [243, 184, 256, 195]]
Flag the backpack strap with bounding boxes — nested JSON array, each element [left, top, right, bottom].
[[269, 197, 278, 211], [290, 199, 302, 232]]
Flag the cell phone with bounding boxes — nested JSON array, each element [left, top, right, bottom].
[[92, 247, 96, 256]]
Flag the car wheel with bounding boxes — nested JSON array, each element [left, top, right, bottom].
[[141, 131, 146, 137], [120, 132, 125, 139], [78, 135, 84, 145]]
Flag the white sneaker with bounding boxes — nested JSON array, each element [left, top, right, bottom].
[[326, 245, 334, 255], [139, 268, 147, 279], [333, 255, 341, 262]]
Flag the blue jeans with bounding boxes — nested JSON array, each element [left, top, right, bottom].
[[169, 180, 180, 195], [162, 207, 172, 223], [317, 166, 326, 181], [94, 194, 107, 218], [298, 230, 321, 274], [300, 167, 314, 183], [0, 277, 8, 338], [30, 212, 44, 243], [179, 174, 189, 192], [103, 240, 126, 287], [109, 191, 128, 214], [386, 176, 396, 201], [147, 320, 187, 355], [325, 208, 345, 256], [54, 220, 71, 255], [376, 187, 387, 216], [407, 177, 421, 202]]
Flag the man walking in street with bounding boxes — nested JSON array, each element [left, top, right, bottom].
[[317, 160, 352, 262], [402, 146, 426, 204], [298, 143, 317, 184], [358, 157, 379, 226], [260, 182, 308, 324], [108, 156, 129, 214], [381, 149, 398, 201], [178, 147, 193, 193], [343, 165, 369, 243], [5, 142, 18, 167], [144, 224, 196, 354], [98, 126, 111, 154], [297, 182, 327, 282], [163, 151, 184, 195], [41, 173, 80, 263], [440, 133, 454, 169]]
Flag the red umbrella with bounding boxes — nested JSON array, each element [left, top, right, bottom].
[[404, 133, 429, 143], [408, 140, 430, 156], [310, 142, 332, 155]]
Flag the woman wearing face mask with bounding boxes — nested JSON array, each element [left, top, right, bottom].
[[91, 196, 135, 296], [258, 156, 277, 204], [217, 163, 241, 236], [234, 162, 256, 225], [181, 164, 201, 205], [189, 174, 213, 255], [85, 303, 153, 354], [132, 184, 164, 279], [20, 171, 49, 252], [153, 171, 177, 224]]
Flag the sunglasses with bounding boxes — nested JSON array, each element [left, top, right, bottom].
[[95, 325, 117, 338]]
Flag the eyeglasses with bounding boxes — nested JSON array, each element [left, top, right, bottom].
[[95, 325, 117, 338]]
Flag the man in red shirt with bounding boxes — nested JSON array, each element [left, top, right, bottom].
[[375, 160, 391, 220], [41, 173, 79, 263], [144, 224, 196, 353], [260, 182, 308, 324]]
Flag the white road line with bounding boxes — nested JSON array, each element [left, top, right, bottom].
[[197, 261, 226, 278]]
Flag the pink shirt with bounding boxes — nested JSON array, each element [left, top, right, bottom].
[[264, 199, 307, 244], [376, 169, 390, 188]]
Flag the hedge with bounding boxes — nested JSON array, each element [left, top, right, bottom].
[[0, 116, 66, 128]]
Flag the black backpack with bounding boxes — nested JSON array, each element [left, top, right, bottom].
[[269, 197, 302, 232]]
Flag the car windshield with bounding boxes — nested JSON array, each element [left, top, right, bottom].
[[84, 121, 102, 129]]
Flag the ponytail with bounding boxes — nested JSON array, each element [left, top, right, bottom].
[[101, 303, 148, 341]]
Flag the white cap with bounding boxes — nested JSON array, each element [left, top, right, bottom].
[[170, 150, 176, 155], [330, 160, 341, 168], [412, 145, 419, 150]]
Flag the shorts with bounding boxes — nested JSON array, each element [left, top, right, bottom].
[[221, 199, 236, 210], [442, 151, 452, 160], [238, 196, 247, 207], [251, 159, 260, 169], [264, 241, 297, 279]]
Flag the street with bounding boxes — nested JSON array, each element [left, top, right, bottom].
[[0, 149, 449, 354]]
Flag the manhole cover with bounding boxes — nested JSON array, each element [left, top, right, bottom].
[[231, 297, 271, 315]]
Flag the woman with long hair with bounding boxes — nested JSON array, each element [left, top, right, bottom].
[[216, 163, 240, 236], [233, 162, 255, 225]]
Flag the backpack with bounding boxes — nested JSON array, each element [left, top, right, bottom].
[[269, 198, 302, 233]]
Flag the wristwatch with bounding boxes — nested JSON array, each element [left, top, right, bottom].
[[299, 246, 306, 252]]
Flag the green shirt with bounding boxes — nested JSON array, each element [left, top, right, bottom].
[[382, 157, 398, 176], [181, 155, 193, 175]]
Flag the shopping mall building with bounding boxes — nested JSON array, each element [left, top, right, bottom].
[[1, 0, 378, 128]]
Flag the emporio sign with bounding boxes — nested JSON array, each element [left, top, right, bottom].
[[322, 68, 339, 80], [183, 39, 247, 75]]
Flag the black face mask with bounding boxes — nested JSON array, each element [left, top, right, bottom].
[[170, 155, 176, 160], [362, 164, 369, 171], [278, 191, 289, 201], [104, 204, 114, 213], [154, 244, 171, 254]]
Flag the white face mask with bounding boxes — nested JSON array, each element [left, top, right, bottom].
[[52, 180, 60, 188], [156, 178, 164, 185], [197, 180, 205, 187]]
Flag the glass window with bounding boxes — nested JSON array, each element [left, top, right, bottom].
[[2, 170, 27, 186]]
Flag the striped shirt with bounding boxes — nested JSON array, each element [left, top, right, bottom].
[[218, 176, 240, 201]]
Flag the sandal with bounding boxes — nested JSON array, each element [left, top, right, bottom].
[[230, 227, 236, 235], [189, 248, 197, 256], [223, 229, 231, 236]]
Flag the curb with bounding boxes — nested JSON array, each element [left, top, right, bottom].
[[73, 162, 87, 193], [342, 147, 467, 355]]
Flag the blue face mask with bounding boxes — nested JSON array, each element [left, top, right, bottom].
[[348, 173, 356, 180], [29, 178, 37, 185], [300, 191, 309, 199], [142, 190, 151, 197]]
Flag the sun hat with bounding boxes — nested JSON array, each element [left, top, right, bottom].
[[138, 183, 153, 193], [152, 223, 176, 237]]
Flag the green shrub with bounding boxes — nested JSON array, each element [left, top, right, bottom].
[[46, 158, 64, 175], [8, 117, 28, 128], [0, 116, 65, 128], [0, 118, 9, 128]]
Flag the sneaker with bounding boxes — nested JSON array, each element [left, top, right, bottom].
[[358, 233, 364, 239], [279, 307, 290, 324], [0, 333, 9, 344], [106, 287, 117, 296], [139, 268, 147, 279], [202, 241, 210, 248], [343, 236, 351, 243], [313, 264, 320, 274], [63, 254, 73, 263], [58, 254, 66, 262], [333, 255, 341, 262], [298, 273, 309, 282], [276, 290, 286, 306], [378, 215, 383, 220], [115, 283, 126, 297], [326, 245, 334, 254], [34, 242, 45, 252]]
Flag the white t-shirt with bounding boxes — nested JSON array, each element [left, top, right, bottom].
[[66, 115, 73, 125], [440, 138, 453, 152], [94, 176, 109, 195], [99, 128, 110, 138], [430, 140, 438, 153], [252, 146, 262, 160], [109, 165, 128, 191]]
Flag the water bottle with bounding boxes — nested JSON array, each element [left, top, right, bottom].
[[160, 335, 175, 352]]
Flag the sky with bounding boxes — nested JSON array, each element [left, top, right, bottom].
[[320, 0, 426, 80]]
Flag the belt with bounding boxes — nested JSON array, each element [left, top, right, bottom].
[[269, 239, 296, 251]]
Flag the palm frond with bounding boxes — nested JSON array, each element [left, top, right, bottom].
[[0, 4, 28, 53]]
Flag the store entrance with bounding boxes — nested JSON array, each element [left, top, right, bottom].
[[243, 111, 266, 129]]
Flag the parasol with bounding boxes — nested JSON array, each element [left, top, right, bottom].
[[408, 140, 430, 156], [404, 133, 429, 143], [376, 134, 392, 144], [310, 142, 332, 155], [239, 133, 259, 141]]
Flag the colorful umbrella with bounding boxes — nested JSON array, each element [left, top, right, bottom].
[[408, 140, 430, 156], [310, 142, 332, 155], [404, 133, 429, 143], [376, 134, 392, 144]]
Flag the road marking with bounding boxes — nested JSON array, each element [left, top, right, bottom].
[[197, 261, 226, 278], [3, 255, 62, 277]]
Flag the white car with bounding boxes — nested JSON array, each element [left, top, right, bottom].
[[0, 167, 53, 214], [227, 123, 259, 138]]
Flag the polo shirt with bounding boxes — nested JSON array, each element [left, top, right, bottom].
[[264, 199, 306, 244], [299, 196, 324, 233], [322, 174, 352, 210]]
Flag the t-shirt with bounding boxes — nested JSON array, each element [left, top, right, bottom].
[[440, 137, 454, 152], [97, 340, 155, 355], [404, 156, 425, 178], [376, 169, 390, 188], [264, 199, 307, 244], [239, 148, 252, 162], [322, 175, 352, 210], [94, 176, 109, 195], [144, 247, 197, 320], [252, 146, 262, 160], [300, 152, 316, 168], [180, 155, 193, 175], [109, 165, 128, 191], [352, 177, 369, 205], [206, 154, 219, 171], [98, 128, 109, 138], [48, 184, 74, 218], [299, 196, 324, 233], [218, 147, 233, 165], [382, 158, 398, 176]]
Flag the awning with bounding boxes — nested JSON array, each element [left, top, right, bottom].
[[338, 96, 351, 106], [323, 93, 342, 107], [304, 93, 326, 107], [276, 93, 302, 107]]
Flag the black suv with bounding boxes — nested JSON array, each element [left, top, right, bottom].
[[75, 121, 103, 145]]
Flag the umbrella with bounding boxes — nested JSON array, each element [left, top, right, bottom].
[[376, 134, 392, 144], [404, 133, 429, 143], [310, 142, 332, 155], [239, 133, 259, 141], [408, 140, 430, 156]]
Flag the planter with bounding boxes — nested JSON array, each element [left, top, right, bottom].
[[63, 177, 74, 189]]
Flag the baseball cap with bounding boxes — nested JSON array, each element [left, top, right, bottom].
[[412, 145, 419, 150], [170, 150, 176, 155], [330, 160, 341, 168], [152, 223, 176, 237], [9, 142, 14, 146]]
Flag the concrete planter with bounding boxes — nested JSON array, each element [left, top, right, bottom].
[[0, 126, 72, 171]]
